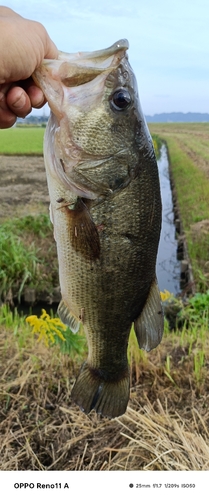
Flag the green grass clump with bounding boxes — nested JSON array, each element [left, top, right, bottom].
[[0, 214, 57, 302], [0, 227, 39, 301], [151, 134, 163, 159], [0, 303, 26, 330], [178, 290, 209, 327], [3, 214, 52, 237], [0, 126, 45, 155]]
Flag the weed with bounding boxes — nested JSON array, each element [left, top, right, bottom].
[[26, 309, 66, 346], [164, 353, 177, 385], [26, 309, 87, 359], [178, 290, 209, 327], [128, 325, 147, 382], [2, 214, 52, 238], [0, 227, 39, 302], [194, 349, 205, 383], [13, 214, 51, 237], [152, 134, 163, 159], [0, 214, 57, 301]]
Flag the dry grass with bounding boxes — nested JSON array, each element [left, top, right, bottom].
[[1, 318, 209, 471]]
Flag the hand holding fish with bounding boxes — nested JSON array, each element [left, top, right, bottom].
[[0, 7, 58, 128]]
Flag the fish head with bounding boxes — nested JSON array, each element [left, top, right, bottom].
[[33, 40, 154, 198]]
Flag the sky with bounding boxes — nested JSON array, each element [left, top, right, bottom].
[[2, 0, 209, 116]]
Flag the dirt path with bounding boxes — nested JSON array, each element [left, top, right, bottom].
[[0, 155, 49, 221]]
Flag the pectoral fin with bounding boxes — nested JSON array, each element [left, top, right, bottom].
[[63, 198, 100, 260], [134, 278, 164, 352]]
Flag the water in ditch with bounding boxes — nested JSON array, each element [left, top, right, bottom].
[[156, 144, 181, 296]]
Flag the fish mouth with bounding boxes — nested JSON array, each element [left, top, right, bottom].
[[58, 39, 129, 86], [33, 39, 129, 99], [32, 40, 131, 199], [58, 39, 129, 64]]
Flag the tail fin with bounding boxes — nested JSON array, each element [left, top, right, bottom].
[[71, 363, 130, 418]]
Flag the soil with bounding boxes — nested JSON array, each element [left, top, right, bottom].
[[0, 155, 49, 221]]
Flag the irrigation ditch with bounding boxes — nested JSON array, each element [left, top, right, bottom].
[[165, 144, 195, 296]]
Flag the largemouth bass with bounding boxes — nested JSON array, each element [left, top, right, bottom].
[[33, 39, 163, 418]]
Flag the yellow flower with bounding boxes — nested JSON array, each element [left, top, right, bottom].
[[26, 309, 67, 347], [160, 290, 173, 302]]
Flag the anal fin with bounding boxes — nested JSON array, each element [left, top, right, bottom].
[[134, 278, 164, 351], [58, 299, 80, 333]]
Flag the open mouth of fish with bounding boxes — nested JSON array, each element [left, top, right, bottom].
[[33, 39, 136, 202], [33, 39, 129, 115]]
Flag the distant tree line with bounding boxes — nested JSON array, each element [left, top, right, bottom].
[[16, 115, 49, 126], [145, 112, 209, 123]]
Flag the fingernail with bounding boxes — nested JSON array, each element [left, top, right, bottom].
[[12, 92, 26, 109]]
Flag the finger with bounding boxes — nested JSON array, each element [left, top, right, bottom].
[[10, 79, 46, 109], [6, 86, 32, 117], [0, 86, 17, 128], [24, 83, 46, 109], [0, 105, 17, 129]]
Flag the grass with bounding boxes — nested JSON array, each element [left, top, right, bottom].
[[0, 303, 209, 471], [2, 213, 52, 237], [151, 134, 162, 159], [163, 137, 209, 226], [149, 123, 209, 291], [0, 126, 45, 155], [0, 227, 39, 302], [0, 214, 58, 303]]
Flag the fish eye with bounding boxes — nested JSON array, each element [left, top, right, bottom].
[[110, 88, 131, 111]]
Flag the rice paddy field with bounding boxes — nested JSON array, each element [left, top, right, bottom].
[[0, 126, 44, 155], [0, 123, 209, 474]]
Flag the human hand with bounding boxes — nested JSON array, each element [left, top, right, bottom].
[[0, 7, 58, 128]]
